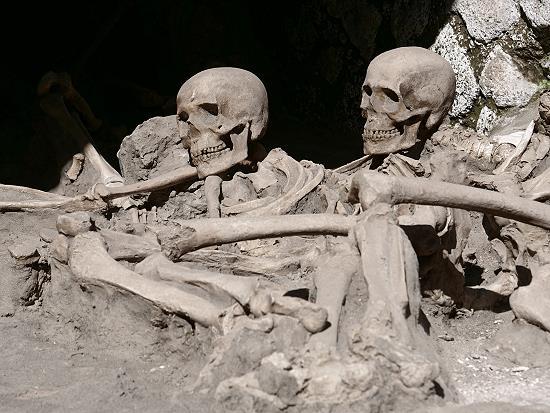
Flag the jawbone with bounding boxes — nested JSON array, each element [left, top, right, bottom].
[[195, 128, 250, 179]]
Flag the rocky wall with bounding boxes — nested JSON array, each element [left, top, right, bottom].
[[430, 0, 550, 133]]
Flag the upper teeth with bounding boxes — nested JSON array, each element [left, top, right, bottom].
[[191, 142, 227, 158], [363, 128, 400, 142], [191, 146, 231, 163]]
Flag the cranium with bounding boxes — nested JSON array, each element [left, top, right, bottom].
[[361, 47, 456, 155], [176, 67, 269, 178]]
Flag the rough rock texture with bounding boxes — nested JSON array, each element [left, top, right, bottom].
[[117, 116, 189, 184], [453, 0, 520, 42], [520, 0, 550, 30], [431, 17, 480, 117], [419, 402, 550, 413], [476, 106, 499, 135], [203, 315, 448, 413], [480, 45, 538, 108]]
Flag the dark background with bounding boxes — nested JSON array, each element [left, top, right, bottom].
[[1, 0, 453, 189]]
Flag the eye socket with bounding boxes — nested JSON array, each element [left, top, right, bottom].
[[363, 84, 373, 96], [178, 111, 189, 122], [199, 103, 219, 116], [382, 88, 400, 103]]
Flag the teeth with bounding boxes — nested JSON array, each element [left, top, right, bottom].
[[191, 147, 231, 164], [191, 143, 227, 159], [362, 128, 401, 142]]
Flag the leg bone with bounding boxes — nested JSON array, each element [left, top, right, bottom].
[[68, 232, 223, 328]]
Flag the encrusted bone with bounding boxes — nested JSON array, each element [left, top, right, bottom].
[[65, 153, 85, 181], [0, 192, 107, 212], [68, 232, 223, 328], [205, 175, 223, 218], [349, 171, 550, 230], [354, 204, 420, 345], [0, 184, 69, 202], [221, 149, 324, 216], [151, 214, 353, 259], [136, 253, 261, 307], [135, 253, 327, 333], [310, 240, 359, 347], [0, 165, 196, 212], [93, 165, 198, 200]]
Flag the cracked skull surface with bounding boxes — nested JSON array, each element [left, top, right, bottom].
[[361, 47, 456, 155], [176, 67, 269, 178]]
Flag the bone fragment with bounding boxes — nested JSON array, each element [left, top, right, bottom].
[[354, 204, 420, 345], [510, 262, 550, 332], [65, 153, 85, 181], [100, 229, 161, 261], [493, 120, 535, 174], [69, 232, 223, 328], [136, 253, 260, 305], [135, 253, 327, 333], [152, 214, 353, 258], [222, 151, 323, 216], [94, 166, 198, 200], [0, 185, 68, 202], [0, 165, 196, 212], [333, 155, 371, 174], [269, 295, 328, 333], [179, 249, 310, 278], [310, 243, 358, 347], [57, 212, 92, 237], [205, 175, 223, 218], [0, 194, 107, 213], [350, 171, 550, 231]]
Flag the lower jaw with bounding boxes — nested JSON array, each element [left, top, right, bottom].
[[194, 148, 246, 178]]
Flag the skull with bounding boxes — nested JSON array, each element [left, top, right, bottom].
[[176, 67, 268, 178], [361, 47, 456, 155]]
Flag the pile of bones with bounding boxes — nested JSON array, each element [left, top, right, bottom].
[[5, 47, 550, 411]]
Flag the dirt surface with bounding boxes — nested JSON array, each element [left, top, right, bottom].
[[1, 206, 550, 412]]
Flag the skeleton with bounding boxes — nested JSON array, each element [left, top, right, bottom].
[[432, 95, 550, 303], [8, 54, 550, 410], [358, 47, 471, 307]]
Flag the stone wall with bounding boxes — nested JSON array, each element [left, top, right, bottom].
[[430, 0, 550, 133]]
